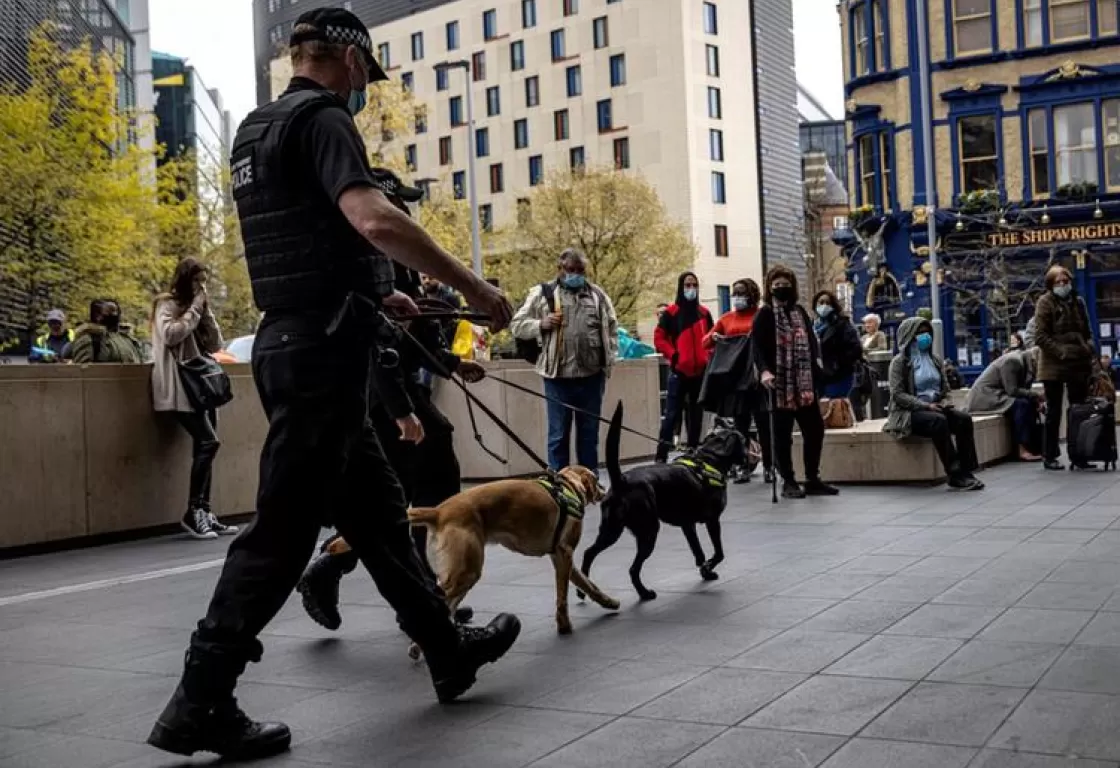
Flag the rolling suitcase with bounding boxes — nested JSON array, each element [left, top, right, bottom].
[[1067, 398, 1118, 470]]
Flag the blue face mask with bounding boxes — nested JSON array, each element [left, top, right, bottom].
[[1053, 284, 1072, 299], [816, 305, 833, 318], [561, 274, 586, 290], [348, 87, 368, 116], [916, 332, 933, 352], [683, 288, 698, 302], [732, 296, 750, 311]]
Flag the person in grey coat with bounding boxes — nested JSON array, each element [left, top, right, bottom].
[[964, 348, 1043, 461], [883, 317, 983, 490]]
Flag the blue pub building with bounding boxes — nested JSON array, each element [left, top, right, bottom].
[[838, 0, 1120, 379]]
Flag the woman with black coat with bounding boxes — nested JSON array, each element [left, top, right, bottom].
[[812, 290, 864, 401], [753, 266, 839, 499]]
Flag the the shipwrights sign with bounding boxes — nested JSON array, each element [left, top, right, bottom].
[[985, 222, 1120, 247]]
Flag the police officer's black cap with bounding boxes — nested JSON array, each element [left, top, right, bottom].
[[371, 168, 425, 204], [289, 8, 388, 82]]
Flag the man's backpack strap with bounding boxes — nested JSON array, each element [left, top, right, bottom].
[[541, 281, 556, 313]]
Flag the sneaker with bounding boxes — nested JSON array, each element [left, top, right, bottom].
[[948, 474, 985, 491], [181, 507, 217, 540], [206, 512, 239, 536], [296, 551, 346, 631], [147, 691, 290, 759], [733, 467, 752, 485], [804, 478, 840, 496], [432, 613, 521, 703], [781, 480, 806, 499], [1043, 459, 1065, 471]]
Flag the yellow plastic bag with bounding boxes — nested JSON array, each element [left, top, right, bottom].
[[451, 320, 474, 359]]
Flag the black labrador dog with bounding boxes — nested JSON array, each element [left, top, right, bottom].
[[579, 402, 746, 601]]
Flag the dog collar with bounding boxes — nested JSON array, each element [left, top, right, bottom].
[[673, 457, 726, 489]]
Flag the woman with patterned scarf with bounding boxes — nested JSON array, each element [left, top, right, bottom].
[[752, 266, 839, 499]]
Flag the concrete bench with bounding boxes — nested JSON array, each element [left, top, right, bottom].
[[791, 413, 1012, 483]]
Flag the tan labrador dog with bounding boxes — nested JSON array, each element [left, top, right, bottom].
[[408, 466, 620, 653]]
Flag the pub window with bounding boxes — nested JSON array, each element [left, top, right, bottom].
[[853, 4, 870, 75], [874, 0, 886, 66], [881, 133, 892, 207], [850, 1, 888, 76], [1029, 109, 1050, 197], [1105, 100, 1120, 191], [958, 114, 999, 193], [859, 134, 876, 206], [1102, 0, 1118, 34], [1023, 0, 1043, 44], [1055, 102, 1098, 187], [1051, 0, 1090, 41], [954, 0, 993, 55]]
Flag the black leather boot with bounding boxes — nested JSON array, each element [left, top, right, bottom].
[[429, 613, 521, 703], [296, 538, 359, 630], [148, 649, 290, 759]]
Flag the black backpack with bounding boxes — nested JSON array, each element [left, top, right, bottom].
[[515, 282, 557, 364]]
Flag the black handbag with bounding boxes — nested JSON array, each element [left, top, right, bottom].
[[178, 354, 233, 412]]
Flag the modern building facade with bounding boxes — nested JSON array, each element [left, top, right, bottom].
[[262, 0, 806, 314], [840, 0, 1120, 376]]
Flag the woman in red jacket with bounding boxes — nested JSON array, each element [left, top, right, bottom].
[[655, 272, 714, 462]]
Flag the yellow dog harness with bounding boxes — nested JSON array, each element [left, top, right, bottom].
[[672, 456, 727, 489]]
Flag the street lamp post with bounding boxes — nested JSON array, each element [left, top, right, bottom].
[[915, 0, 944, 356], [435, 60, 483, 277]]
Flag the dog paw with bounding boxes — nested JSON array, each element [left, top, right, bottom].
[[699, 566, 720, 581], [604, 598, 621, 611], [407, 643, 422, 661], [638, 589, 658, 601], [575, 589, 586, 601], [556, 622, 573, 635]]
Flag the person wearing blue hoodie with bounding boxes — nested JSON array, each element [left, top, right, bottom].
[[883, 317, 983, 491]]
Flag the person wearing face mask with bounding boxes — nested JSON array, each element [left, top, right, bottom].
[[654, 272, 715, 462], [753, 266, 838, 498], [1034, 266, 1096, 469], [884, 318, 983, 490], [812, 290, 863, 404], [67, 299, 144, 364], [511, 248, 619, 471], [148, 8, 523, 760]]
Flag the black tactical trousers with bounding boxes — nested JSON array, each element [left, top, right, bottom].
[[189, 313, 459, 672]]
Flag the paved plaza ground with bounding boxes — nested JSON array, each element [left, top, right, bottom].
[[1, 460, 1119, 767]]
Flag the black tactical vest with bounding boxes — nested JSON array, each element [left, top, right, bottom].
[[230, 88, 394, 313]]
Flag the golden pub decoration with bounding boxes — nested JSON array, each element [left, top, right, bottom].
[[912, 206, 929, 225], [984, 222, 1120, 247]]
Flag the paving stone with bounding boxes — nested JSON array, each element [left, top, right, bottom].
[[1073, 612, 1120, 647], [744, 676, 911, 736], [863, 682, 1026, 746], [799, 600, 919, 634], [632, 668, 806, 725], [933, 579, 1039, 607], [990, 689, 1120, 761], [525, 716, 724, 768], [978, 608, 1094, 644], [884, 604, 1003, 639], [968, 750, 1120, 768], [724, 629, 871, 674], [528, 660, 707, 715], [929, 640, 1065, 688], [1016, 582, 1114, 611], [823, 635, 962, 680], [674, 727, 845, 768], [1039, 646, 1120, 694], [820, 738, 977, 768]]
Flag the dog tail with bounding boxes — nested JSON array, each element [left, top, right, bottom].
[[606, 400, 626, 492], [407, 507, 439, 528]]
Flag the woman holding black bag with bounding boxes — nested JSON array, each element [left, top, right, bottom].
[[151, 258, 236, 540]]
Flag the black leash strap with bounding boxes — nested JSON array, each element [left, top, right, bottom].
[[463, 392, 508, 465], [396, 324, 554, 474]]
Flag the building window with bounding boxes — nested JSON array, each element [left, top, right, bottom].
[[850, 0, 888, 76], [483, 8, 498, 40], [486, 86, 501, 116], [856, 131, 893, 207], [525, 76, 540, 107], [610, 54, 626, 86], [415, 108, 428, 133], [703, 1, 718, 34], [411, 32, 424, 61], [567, 65, 582, 97], [570, 146, 585, 169], [436, 67, 449, 91], [1023, 0, 1043, 44], [706, 45, 720, 77], [1022, 0, 1113, 45], [401, 72, 414, 92], [958, 114, 998, 192], [472, 51, 486, 80], [708, 87, 722, 119], [480, 204, 493, 232], [613, 137, 630, 169], [853, 4, 870, 74], [405, 144, 417, 171], [523, 0, 537, 28], [1106, 100, 1120, 190], [710, 128, 724, 161], [515, 118, 529, 148], [377, 43, 390, 69], [714, 224, 729, 257], [517, 198, 532, 224], [511, 40, 525, 70], [439, 136, 453, 165], [450, 96, 464, 126], [593, 16, 609, 48], [597, 99, 613, 132], [453, 170, 466, 199], [1055, 102, 1098, 186], [1102, 0, 1119, 34], [564, 0, 579, 16], [953, 0, 993, 55], [712, 171, 726, 203], [1051, 0, 1091, 41], [551, 29, 566, 60], [717, 285, 731, 314], [476, 127, 490, 158], [268, 0, 280, 12], [1028, 109, 1050, 196], [490, 163, 504, 193], [446, 21, 460, 51], [554, 108, 570, 140], [529, 154, 544, 185]]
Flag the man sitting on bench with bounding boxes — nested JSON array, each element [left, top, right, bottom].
[[964, 347, 1043, 462]]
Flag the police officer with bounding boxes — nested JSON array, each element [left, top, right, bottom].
[[147, 9, 518, 761], [296, 169, 484, 632]]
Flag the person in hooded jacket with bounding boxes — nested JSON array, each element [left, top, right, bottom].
[[812, 290, 863, 402], [654, 272, 714, 462], [884, 317, 983, 490], [67, 300, 144, 364]]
